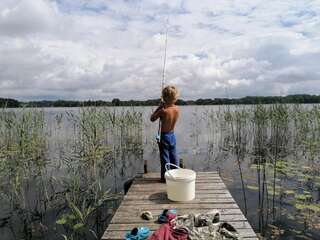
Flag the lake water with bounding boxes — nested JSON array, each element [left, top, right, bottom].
[[0, 105, 319, 240]]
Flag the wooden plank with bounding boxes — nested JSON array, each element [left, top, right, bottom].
[[140, 173, 220, 178], [124, 193, 234, 202], [130, 183, 227, 188], [143, 171, 219, 178], [114, 208, 244, 216], [136, 175, 222, 180], [124, 192, 233, 200], [130, 182, 227, 189], [131, 178, 223, 185], [107, 221, 253, 231], [111, 213, 248, 224], [143, 174, 218, 178], [185, 171, 219, 175], [117, 203, 240, 211], [133, 179, 224, 184], [102, 228, 257, 239], [139, 176, 221, 181], [102, 172, 257, 239], [127, 187, 228, 193], [126, 189, 230, 196], [195, 172, 220, 176], [121, 198, 236, 205]]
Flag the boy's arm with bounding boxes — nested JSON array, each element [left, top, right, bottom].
[[150, 104, 164, 122]]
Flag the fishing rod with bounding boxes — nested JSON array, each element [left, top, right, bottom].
[[156, 21, 169, 143]]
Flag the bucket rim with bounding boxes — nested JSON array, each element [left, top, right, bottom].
[[165, 169, 196, 182]]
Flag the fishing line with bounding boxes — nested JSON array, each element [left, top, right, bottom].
[[156, 18, 169, 143], [161, 19, 169, 91]]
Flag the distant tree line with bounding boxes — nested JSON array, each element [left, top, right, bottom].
[[0, 98, 20, 108], [1, 94, 320, 108]]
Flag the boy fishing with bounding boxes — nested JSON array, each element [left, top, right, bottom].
[[150, 85, 180, 182]]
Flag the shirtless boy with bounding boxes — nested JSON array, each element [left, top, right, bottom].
[[150, 85, 180, 182]]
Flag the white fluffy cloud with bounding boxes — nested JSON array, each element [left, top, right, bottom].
[[0, 0, 320, 100]]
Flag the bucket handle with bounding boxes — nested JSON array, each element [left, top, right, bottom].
[[165, 163, 181, 180]]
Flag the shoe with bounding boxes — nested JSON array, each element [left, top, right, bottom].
[[159, 178, 166, 183], [219, 222, 240, 239], [125, 227, 150, 240], [140, 211, 153, 221], [195, 211, 220, 227], [157, 209, 177, 223]]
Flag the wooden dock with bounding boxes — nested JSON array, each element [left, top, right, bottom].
[[102, 171, 258, 240]]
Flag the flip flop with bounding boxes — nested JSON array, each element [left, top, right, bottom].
[[125, 227, 150, 240]]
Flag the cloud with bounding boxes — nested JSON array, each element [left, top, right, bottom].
[[0, 0, 58, 36], [0, 0, 320, 100]]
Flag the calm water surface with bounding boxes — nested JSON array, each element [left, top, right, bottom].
[[0, 105, 319, 240]]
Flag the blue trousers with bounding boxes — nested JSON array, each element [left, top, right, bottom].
[[159, 131, 179, 180]]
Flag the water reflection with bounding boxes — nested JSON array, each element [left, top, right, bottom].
[[0, 105, 319, 239], [0, 107, 143, 240], [144, 104, 320, 240]]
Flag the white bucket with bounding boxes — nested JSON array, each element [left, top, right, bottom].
[[164, 163, 196, 202]]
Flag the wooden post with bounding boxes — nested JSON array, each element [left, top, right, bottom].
[[179, 158, 184, 168], [144, 160, 148, 174], [217, 166, 221, 176], [123, 179, 133, 195]]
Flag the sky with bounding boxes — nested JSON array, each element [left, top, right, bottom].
[[0, 0, 320, 101]]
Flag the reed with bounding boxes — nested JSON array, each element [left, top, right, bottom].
[[1, 104, 320, 239], [0, 106, 143, 240], [196, 103, 320, 237]]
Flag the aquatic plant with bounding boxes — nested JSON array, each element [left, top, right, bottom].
[[199, 103, 320, 238], [0, 109, 47, 207], [0, 106, 144, 240], [1, 104, 320, 240], [56, 107, 143, 239], [223, 106, 250, 215]]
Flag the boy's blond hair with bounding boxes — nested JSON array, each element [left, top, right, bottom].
[[162, 85, 179, 104]]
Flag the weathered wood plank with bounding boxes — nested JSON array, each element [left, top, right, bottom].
[[117, 203, 240, 211], [134, 176, 222, 181], [131, 179, 224, 185], [126, 189, 231, 196], [114, 208, 244, 216], [102, 172, 257, 239], [102, 228, 257, 239], [143, 171, 219, 178], [133, 179, 224, 184], [139, 176, 222, 181], [121, 198, 236, 205], [111, 213, 248, 224], [107, 221, 253, 231], [124, 192, 233, 200], [129, 182, 227, 190], [137, 174, 221, 178]]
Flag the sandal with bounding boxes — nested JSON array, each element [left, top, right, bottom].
[[125, 227, 150, 240]]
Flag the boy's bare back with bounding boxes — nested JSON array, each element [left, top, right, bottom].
[[159, 104, 179, 132]]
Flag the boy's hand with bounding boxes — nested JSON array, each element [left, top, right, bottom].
[[156, 102, 164, 112], [159, 99, 165, 107], [150, 102, 164, 122]]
